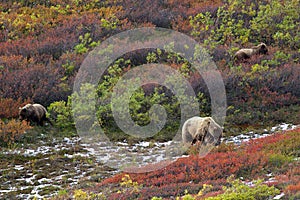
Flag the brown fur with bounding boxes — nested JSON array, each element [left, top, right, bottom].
[[234, 43, 268, 61], [19, 103, 51, 126]]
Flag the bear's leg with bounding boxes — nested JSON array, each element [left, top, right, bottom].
[[39, 115, 47, 126]]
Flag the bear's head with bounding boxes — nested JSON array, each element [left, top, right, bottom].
[[257, 43, 268, 55], [19, 104, 34, 120], [202, 117, 223, 146]]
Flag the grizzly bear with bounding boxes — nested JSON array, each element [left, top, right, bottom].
[[182, 117, 223, 146], [19, 103, 52, 126], [234, 43, 268, 61]]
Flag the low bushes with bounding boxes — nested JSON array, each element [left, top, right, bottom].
[[85, 128, 300, 199], [0, 119, 32, 146]]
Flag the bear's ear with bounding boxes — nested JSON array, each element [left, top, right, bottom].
[[20, 106, 27, 111], [207, 120, 211, 127], [260, 43, 268, 50], [205, 118, 211, 126]]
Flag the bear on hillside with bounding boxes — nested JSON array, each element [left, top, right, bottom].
[[182, 116, 223, 146], [19, 103, 52, 126], [234, 43, 268, 61]]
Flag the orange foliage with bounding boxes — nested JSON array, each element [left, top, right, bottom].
[[0, 119, 32, 145], [0, 98, 31, 119], [286, 182, 300, 194]]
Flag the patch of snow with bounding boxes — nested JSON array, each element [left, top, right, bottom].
[[136, 141, 150, 147], [116, 141, 129, 146], [243, 181, 255, 187], [273, 193, 285, 199], [0, 186, 17, 194], [37, 178, 52, 184], [25, 174, 36, 184], [226, 123, 297, 145], [271, 123, 297, 132], [14, 165, 24, 171]]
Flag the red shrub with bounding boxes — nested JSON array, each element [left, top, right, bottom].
[[0, 55, 29, 70], [0, 98, 31, 119]]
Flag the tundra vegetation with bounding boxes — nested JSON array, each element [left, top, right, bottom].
[[0, 0, 299, 199]]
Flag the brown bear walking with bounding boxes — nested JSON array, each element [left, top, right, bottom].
[[19, 103, 52, 126], [234, 43, 268, 61]]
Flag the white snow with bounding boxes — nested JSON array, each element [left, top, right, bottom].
[[273, 193, 285, 199]]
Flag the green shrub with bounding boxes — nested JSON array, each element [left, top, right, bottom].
[[250, 0, 299, 49], [151, 197, 163, 200], [72, 189, 106, 200], [268, 153, 293, 169], [95, 58, 209, 142], [119, 174, 142, 194], [262, 51, 292, 67], [190, 0, 255, 50], [153, 177, 280, 200], [206, 177, 280, 200], [48, 97, 75, 131]]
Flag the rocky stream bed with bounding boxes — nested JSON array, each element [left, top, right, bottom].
[[0, 123, 297, 199]]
